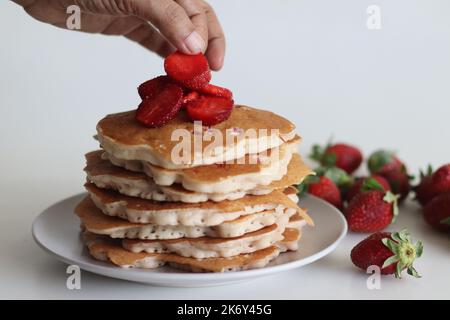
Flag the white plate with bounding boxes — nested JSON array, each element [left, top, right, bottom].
[[32, 193, 347, 287]]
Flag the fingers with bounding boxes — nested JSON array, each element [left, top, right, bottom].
[[202, 2, 226, 70], [175, 0, 208, 53], [122, 19, 176, 57], [11, 0, 35, 6], [133, 0, 206, 54], [20, 0, 225, 66]]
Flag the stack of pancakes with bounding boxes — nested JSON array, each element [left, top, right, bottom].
[[75, 105, 314, 272]]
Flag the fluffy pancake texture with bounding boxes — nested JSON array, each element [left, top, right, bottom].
[[84, 230, 300, 272], [85, 150, 311, 203], [85, 182, 305, 226], [102, 136, 302, 194], [96, 106, 297, 170], [122, 218, 305, 258], [75, 196, 305, 239]]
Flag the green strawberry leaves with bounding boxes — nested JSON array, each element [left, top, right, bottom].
[[440, 217, 450, 226], [419, 164, 433, 179], [310, 139, 335, 166], [368, 150, 395, 173], [314, 166, 352, 190], [310, 144, 325, 162], [361, 178, 385, 192], [322, 153, 337, 167], [296, 166, 352, 196], [383, 191, 400, 222], [381, 229, 423, 279], [296, 175, 320, 194], [407, 266, 421, 278]]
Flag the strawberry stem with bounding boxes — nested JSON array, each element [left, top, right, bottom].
[[381, 229, 423, 279], [361, 178, 385, 192], [383, 191, 400, 223]]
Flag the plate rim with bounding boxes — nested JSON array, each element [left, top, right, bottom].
[[32, 193, 348, 283]]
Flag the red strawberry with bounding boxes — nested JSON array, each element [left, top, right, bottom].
[[351, 230, 423, 278], [381, 169, 411, 202], [414, 165, 434, 206], [368, 150, 411, 201], [346, 175, 391, 203], [135, 82, 183, 127], [311, 143, 363, 174], [199, 84, 233, 100], [301, 176, 343, 209], [137, 76, 171, 100], [314, 166, 353, 193], [181, 91, 200, 107], [186, 96, 234, 126], [415, 175, 434, 206], [368, 150, 405, 175], [430, 164, 450, 196], [164, 51, 211, 90], [423, 192, 450, 232], [346, 190, 399, 232]]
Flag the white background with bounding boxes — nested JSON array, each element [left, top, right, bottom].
[[1, 0, 450, 299]]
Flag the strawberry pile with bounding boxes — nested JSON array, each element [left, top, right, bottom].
[[136, 51, 234, 127], [303, 140, 438, 279], [299, 142, 412, 232], [310, 142, 363, 174], [414, 164, 450, 232]]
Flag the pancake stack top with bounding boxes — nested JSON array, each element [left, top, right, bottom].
[[75, 105, 314, 272]]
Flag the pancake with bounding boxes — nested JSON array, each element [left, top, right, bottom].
[[96, 106, 297, 170], [102, 136, 302, 194], [83, 232, 282, 272], [122, 217, 306, 258], [85, 150, 311, 203], [75, 196, 305, 239], [277, 228, 303, 252], [286, 213, 304, 229], [85, 183, 308, 226], [283, 185, 300, 202], [123, 224, 283, 258]]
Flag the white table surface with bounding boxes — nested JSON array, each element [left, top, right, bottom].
[[2, 182, 449, 299], [1, 0, 450, 299]]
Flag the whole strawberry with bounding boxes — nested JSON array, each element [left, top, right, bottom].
[[351, 230, 423, 278], [311, 142, 363, 174], [346, 175, 391, 203], [346, 188, 399, 232], [314, 166, 353, 193], [368, 150, 411, 201], [298, 176, 343, 209], [414, 165, 434, 206], [423, 192, 450, 232], [368, 150, 405, 175], [381, 169, 411, 201], [430, 164, 450, 196]]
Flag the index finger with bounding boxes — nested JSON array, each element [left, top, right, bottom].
[[202, 2, 225, 70]]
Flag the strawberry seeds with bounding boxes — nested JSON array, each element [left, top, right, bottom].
[[136, 51, 234, 128]]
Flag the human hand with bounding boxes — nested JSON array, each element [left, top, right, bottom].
[[13, 0, 225, 70]]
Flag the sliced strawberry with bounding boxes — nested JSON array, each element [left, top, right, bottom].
[[137, 75, 171, 100], [135, 82, 183, 127], [199, 84, 233, 100], [181, 91, 200, 106], [186, 96, 234, 126], [164, 51, 211, 90]]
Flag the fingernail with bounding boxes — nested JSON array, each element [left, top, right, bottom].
[[184, 31, 205, 54]]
